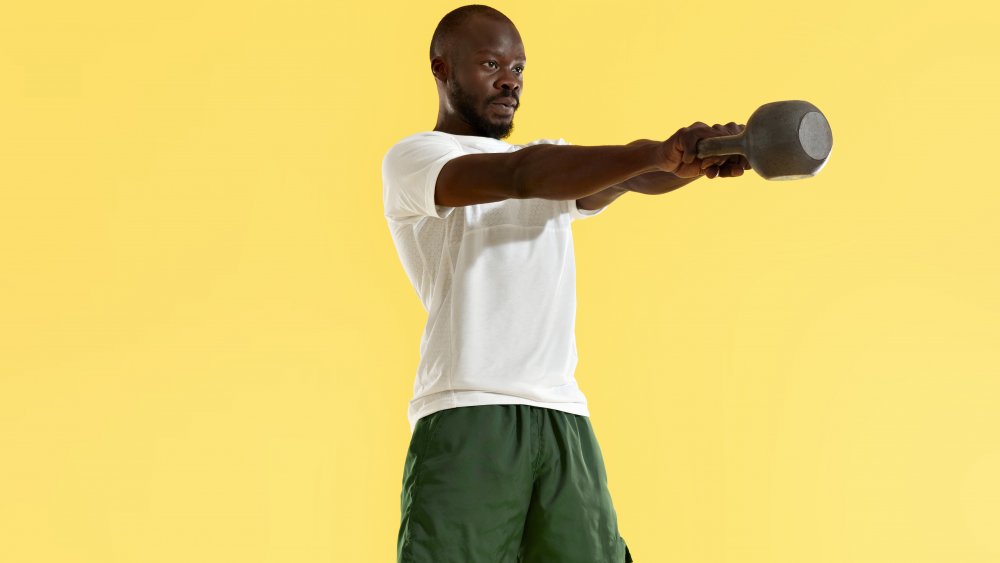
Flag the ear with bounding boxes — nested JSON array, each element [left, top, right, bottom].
[[430, 57, 448, 83]]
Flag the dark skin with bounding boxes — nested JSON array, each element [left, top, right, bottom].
[[431, 15, 751, 211]]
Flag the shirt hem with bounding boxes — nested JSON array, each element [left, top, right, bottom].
[[408, 390, 590, 434]]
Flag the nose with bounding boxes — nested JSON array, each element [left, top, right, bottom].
[[495, 69, 521, 94]]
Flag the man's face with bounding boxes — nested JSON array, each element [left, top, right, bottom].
[[447, 17, 525, 139]]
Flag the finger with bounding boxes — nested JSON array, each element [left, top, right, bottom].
[[683, 122, 710, 163], [739, 155, 751, 170], [682, 129, 696, 164], [705, 164, 720, 178], [719, 154, 740, 176], [702, 155, 728, 170], [723, 153, 747, 171], [705, 155, 727, 167]]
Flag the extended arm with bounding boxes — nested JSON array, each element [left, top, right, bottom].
[[435, 140, 666, 207], [575, 132, 749, 211], [434, 123, 747, 209]]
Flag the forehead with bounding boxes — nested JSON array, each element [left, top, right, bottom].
[[456, 17, 525, 59]]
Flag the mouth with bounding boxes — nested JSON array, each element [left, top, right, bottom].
[[490, 102, 516, 116]]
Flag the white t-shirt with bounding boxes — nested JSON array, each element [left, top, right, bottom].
[[382, 131, 608, 433]]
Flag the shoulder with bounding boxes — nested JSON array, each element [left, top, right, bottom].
[[516, 137, 572, 148], [382, 131, 466, 169], [386, 131, 462, 153]]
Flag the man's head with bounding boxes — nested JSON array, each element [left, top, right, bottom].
[[430, 5, 524, 139]]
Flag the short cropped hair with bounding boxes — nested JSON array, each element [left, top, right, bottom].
[[429, 4, 514, 61]]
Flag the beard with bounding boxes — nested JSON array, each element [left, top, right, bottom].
[[449, 77, 516, 140]]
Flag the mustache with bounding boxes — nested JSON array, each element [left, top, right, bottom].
[[489, 93, 520, 106]]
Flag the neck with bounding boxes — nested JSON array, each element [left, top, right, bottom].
[[434, 112, 482, 137]]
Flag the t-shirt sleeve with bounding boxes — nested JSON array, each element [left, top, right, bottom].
[[523, 137, 610, 221], [382, 133, 466, 222]]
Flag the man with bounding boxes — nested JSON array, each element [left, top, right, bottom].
[[382, 5, 749, 562]]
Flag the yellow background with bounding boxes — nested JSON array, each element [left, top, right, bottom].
[[2, 0, 998, 561]]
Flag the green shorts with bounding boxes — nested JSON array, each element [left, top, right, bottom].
[[397, 404, 634, 563]]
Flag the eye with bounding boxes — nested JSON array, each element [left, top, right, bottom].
[[483, 61, 525, 75]]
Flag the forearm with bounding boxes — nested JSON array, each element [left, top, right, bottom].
[[513, 141, 664, 201], [575, 171, 698, 210], [617, 170, 700, 195], [615, 137, 700, 195], [576, 183, 630, 211]]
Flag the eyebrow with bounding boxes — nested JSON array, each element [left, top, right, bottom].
[[474, 49, 526, 61]]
